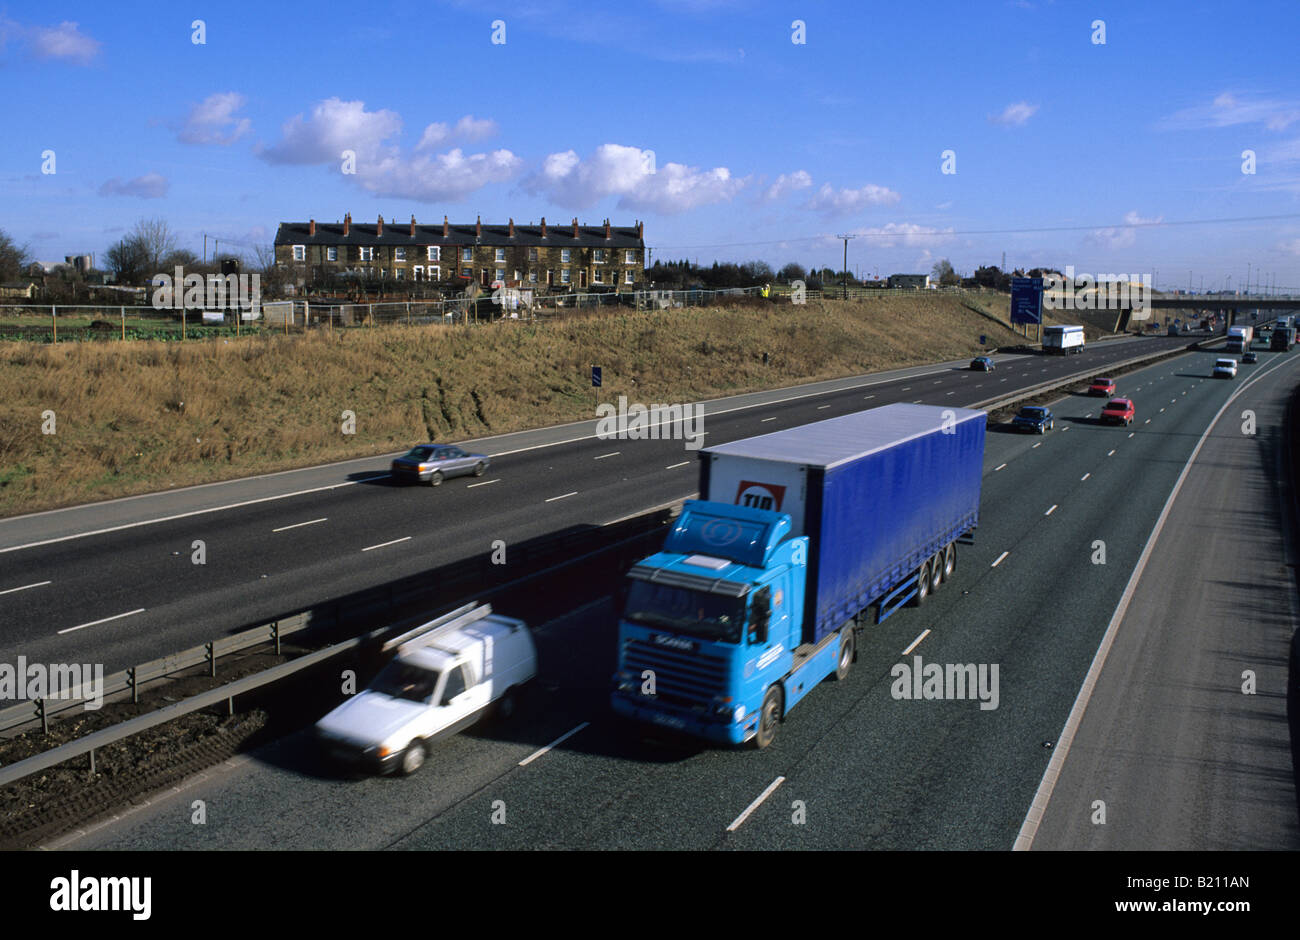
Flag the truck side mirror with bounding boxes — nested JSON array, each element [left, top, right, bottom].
[[750, 587, 771, 646]]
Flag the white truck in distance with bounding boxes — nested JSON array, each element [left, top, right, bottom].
[[314, 603, 536, 775], [1042, 324, 1085, 354], [1225, 325, 1252, 354]]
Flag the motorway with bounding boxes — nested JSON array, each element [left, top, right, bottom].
[[0, 334, 1190, 676], [53, 337, 1300, 850]]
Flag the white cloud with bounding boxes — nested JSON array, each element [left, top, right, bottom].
[[845, 222, 954, 247], [0, 17, 101, 64], [1087, 210, 1163, 250], [362, 148, 522, 202], [989, 101, 1038, 126], [258, 97, 403, 165], [805, 182, 901, 215], [179, 92, 252, 146], [1160, 92, 1300, 132], [98, 173, 169, 199], [761, 170, 813, 202], [416, 115, 499, 151], [1277, 238, 1300, 257], [524, 143, 747, 213]]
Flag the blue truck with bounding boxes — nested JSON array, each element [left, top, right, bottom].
[[610, 403, 987, 748]]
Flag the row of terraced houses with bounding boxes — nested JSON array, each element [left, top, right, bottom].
[[273, 214, 646, 292]]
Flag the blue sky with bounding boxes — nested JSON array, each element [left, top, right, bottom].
[[3, 0, 1299, 290]]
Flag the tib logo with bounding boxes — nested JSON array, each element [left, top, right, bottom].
[[735, 480, 786, 512]]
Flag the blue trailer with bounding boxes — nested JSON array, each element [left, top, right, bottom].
[[610, 403, 986, 748]]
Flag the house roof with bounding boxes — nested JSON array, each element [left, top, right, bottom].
[[274, 221, 644, 249]]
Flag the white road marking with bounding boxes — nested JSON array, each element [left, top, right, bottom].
[[946, 391, 955, 396], [901, 387, 912, 391], [1080, 473, 1090, 481], [1108, 449, 1116, 456], [1032, 442, 1042, 449], [467, 479, 499, 488], [272, 517, 327, 533], [991, 551, 1009, 567], [0, 580, 51, 596], [594, 451, 620, 460], [362, 536, 411, 552], [1128, 432, 1134, 438], [1045, 505, 1057, 516], [902, 629, 931, 655], [1145, 419, 1151, 424], [817, 404, 831, 410], [995, 463, 1007, 471], [727, 776, 786, 832], [864, 395, 875, 400], [59, 607, 145, 635], [545, 491, 578, 502], [761, 416, 778, 422], [665, 462, 690, 470], [519, 721, 590, 766]]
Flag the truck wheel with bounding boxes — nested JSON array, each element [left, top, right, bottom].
[[929, 553, 944, 593], [941, 544, 957, 581], [399, 740, 426, 775], [834, 629, 855, 680], [755, 685, 783, 749], [428, 471, 443, 487], [912, 561, 931, 605]]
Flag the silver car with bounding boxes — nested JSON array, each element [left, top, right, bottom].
[[390, 444, 490, 486]]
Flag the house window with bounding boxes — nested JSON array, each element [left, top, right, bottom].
[[461, 247, 472, 262], [528, 248, 538, 262], [593, 249, 605, 264], [461, 267, 472, 278], [625, 269, 634, 285], [326, 246, 338, 262], [427, 246, 440, 261], [395, 247, 406, 262], [495, 248, 506, 263], [495, 268, 505, 283], [561, 248, 571, 263], [560, 268, 571, 284], [528, 270, 537, 283], [413, 265, 424, 280], [395, 267, 405, 280], [292, 245, 305, 261], [429, 266, 440, 281], [512, 270, 521, 283], [624, 250, 635, 264], [593, 270, 603, 284], [359, 246, 374, 261]]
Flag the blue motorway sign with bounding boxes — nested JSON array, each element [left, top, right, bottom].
[[591, 365, 602, 387], [1010, 277, 1044, 325]]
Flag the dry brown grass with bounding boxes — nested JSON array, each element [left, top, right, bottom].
[[0, 291, 1063, 516]]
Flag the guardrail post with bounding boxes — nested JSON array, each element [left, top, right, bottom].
[[227, 696, 234, 716], [89, 747, 95, 776], [121, 305, 126, 340], [272, 620, 281, 655], [206, 641, 216, 677], [37, 698, 47, 735], [51, 306, 56, 342], [129, 666, 138, 703]]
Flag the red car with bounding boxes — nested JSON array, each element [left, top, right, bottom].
[[1100, 398, 1135, 425], [1089, 377, 1117, 396]]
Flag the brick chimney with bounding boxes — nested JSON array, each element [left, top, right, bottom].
[[604, 218, 611, 239], [309, 218, 316, 236], [476, 215, 482, 238], [572, 218, 579, 238], [636, 220, 643, 240], [540, 217, 547, 238], [508, 218, 515, 237], [410, 215, 416, 237], [443, 215, 449, 237], [343, 212, 351, 236], [376, 214, 383, 237]]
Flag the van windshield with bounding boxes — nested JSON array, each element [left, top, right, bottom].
[[370, 661, 439, 703], [623, 581, 745, 643]]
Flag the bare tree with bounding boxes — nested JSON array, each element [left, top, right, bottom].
[[0, 229, 32, 282], [103, 236, 150, 284], [130, 217, 179, 273], [930, 258, 959, 286]]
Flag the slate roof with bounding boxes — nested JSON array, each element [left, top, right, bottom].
[[275, 221, 644, 249]]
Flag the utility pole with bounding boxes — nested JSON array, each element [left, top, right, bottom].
[[835, 234, 857, 300]]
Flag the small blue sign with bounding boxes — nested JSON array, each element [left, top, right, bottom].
[[979, 334, 987, 346], [1010, 277, 1044, 325], [591, 365, 602, 387]]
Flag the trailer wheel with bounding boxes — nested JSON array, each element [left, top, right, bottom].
[[929, 553, 944, 593], [834, 629, 855, 681], [912, 561, 931, 606], [755, 685, 783, 749], [941, 544, 957, 581]]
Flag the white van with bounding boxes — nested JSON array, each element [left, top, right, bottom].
[[315, 604, 537, 775]]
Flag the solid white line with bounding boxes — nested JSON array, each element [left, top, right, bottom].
[[467, 479, 499, 488], [361, 536, 410, 552], [726, 776, 786, 832], [902, 629, 931, 655], [0, 580, 51, 596], [272, 517, 327, 533], [991, 551, 1009, 567], [59, 607, 145, 635], [1045, 505, 1057, 516], [1013, 351, 1298, 851], [665, 462, 690, 470], [545, 491, 578, 502], [995, 463, 1007, 471], [594, 452, 620, 460], [1080, 473, 1090, 481], [519, 721, 589, 766], [761, 416, 778, 422]]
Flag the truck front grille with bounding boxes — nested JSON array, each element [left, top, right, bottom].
[[622, 638, 728, 707]]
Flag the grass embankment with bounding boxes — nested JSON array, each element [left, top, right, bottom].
[[0, 291, 1092, 516]]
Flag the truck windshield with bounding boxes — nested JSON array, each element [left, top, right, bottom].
[[623, 581, 745, 643], [370, 661, 439, 703]]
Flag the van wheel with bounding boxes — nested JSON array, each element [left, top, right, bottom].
[[929, 553, 944, 593], [496, 687, 517, 721], [755, 685, 783, 749], [941, 544, 957, 581], [912, 561, 931, 606], [428, 471, 443, 487], [834, 629, 855, 681], [399, 740, 426, 775]]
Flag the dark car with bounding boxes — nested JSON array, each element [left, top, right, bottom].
[[1011, 405, 1054, 433], [390, 444, 490, 486], [970, 356, 995, 371], [1242, 351, 1258, 364]]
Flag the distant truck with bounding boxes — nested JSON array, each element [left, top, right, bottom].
[[610, 404, 986, 748], [1042, 324, 1085, 354], [315, 604, 536, 775], [1272, 326, 1295, 351], [1225, 325, 1253, 354]]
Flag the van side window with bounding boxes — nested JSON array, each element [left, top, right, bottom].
[[441, 665, 467, 704]]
